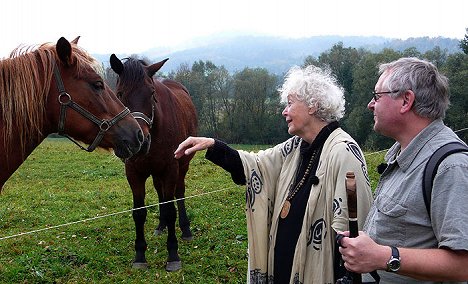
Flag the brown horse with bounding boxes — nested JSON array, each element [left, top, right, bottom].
[[110, 54, 198, 271], [0, 37, 143, 190]]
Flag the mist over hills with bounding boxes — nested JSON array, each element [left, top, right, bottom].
[[96, 35, 462, 75]]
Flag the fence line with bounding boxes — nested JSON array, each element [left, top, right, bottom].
[[364, 126, 467, 157], [0, 187, 234, 241], [1, 126, 466, 241]]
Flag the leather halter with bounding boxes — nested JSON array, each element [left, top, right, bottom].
[[131, 96, 155, 128], [54, 62, 131, 152]]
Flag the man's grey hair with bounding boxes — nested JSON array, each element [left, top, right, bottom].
[[378, 57, 450, 120]]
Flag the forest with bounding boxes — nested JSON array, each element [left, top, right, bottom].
[[105, 32, 468, 151]]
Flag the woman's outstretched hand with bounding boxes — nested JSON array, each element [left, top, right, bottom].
[[174, 136, 215, 159]]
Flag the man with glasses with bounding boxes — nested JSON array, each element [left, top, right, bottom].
[[338, 57, 468, 283]]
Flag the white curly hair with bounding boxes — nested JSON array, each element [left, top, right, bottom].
[[278, 65, 345, 122]]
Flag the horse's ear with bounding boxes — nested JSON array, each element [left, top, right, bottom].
[[148, 58, 169, 77], [71, 36, 81, 44], [56, 37, 73, 66], [110, 54, 123, 75]]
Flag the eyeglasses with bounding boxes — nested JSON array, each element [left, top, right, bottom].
[[372, 90, 400, 101]]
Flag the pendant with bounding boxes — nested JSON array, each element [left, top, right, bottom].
[[280, 200, 291, 219]]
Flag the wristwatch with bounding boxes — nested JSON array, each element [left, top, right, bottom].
[[386, 246, 401, 272]]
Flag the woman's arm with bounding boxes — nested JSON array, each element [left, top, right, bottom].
[[174, 136, 215, 158], [174, 136, 246, 185]]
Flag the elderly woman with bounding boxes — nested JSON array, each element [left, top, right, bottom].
[[174, 65, 373, 283]]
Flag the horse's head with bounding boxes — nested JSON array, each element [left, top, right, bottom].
[[46, 37, 144, 159], [109, 54, 169, 155]]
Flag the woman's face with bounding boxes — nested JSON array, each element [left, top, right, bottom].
[[282, 94, 312, 137]]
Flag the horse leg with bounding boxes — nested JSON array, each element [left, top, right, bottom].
[[176, 180, 193, 241], [153, 179, 167, 235], [177, 163, 193, 241], [127, 167, 149, 269], [153, 176, 181, 272], [161, 199, 181, 271], [159, 184, 192, 241], [176, 199, 192, 241]]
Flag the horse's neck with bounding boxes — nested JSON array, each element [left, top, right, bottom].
[[0, 133, 45, 189]]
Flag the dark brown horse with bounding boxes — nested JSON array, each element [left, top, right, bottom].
[[0, 37, 143, 190], [110, 54, 198, 271]]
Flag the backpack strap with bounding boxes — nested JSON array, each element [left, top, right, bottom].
[[422, 142, 468, 216]]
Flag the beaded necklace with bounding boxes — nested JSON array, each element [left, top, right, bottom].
[[280, 149, 318, 219]]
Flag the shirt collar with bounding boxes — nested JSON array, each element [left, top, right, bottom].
[[386, 119, 445, 172]]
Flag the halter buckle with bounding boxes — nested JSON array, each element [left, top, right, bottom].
[[58, 92, 72, 105], [99, 121, 111, 132]]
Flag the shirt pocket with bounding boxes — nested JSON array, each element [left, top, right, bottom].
[[374, 194, 408, 246]]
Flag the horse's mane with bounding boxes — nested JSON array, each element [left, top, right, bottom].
[[0, 42, 101, 155], [120, 57, 148, 92]]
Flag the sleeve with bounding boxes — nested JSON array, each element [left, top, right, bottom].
[[205, 139, 246, 185], [432, 153, 468, 250]]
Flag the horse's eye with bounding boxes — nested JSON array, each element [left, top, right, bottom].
[[92, 81, 104, 91], [117, 92, 123, 99]]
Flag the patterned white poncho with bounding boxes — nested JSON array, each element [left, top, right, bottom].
[[238, 129, 373, 284]]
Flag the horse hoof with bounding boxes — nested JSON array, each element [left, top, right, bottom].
[[182, 235, 193, 241], [181, 228, 193, 241], [132, 262, 149, 269], [165, 260, 182, 272], [154, 228, 165, 236]]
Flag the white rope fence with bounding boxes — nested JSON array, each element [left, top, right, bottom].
[[364, 127, 468, 157], [455, 127, 468, 133], [1, 127, 466, 241], [0, 187, 234, 241]]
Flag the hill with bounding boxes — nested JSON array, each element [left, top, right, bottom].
[[95, 35, 462, 75]]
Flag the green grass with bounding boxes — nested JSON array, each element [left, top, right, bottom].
[[0, 138, 384, 283]]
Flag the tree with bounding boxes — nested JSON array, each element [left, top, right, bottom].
[[302, 55, 319, 67], [307, 42, 361, 96], [136, 40, 467, 147], [171, 60, 222, 136], [441, 52, 468, 143], [459, 28, 468, 55], [203, 65, 232, 137], [231, 68, 282, 144], [423, 46, 448, 68], [401, 47, 421, 58], [345, 49, 401, 149]]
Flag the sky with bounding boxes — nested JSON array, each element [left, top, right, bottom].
[[1, 0, 467, 58]]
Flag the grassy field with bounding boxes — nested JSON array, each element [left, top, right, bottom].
[[0, 139, 384, 283]]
